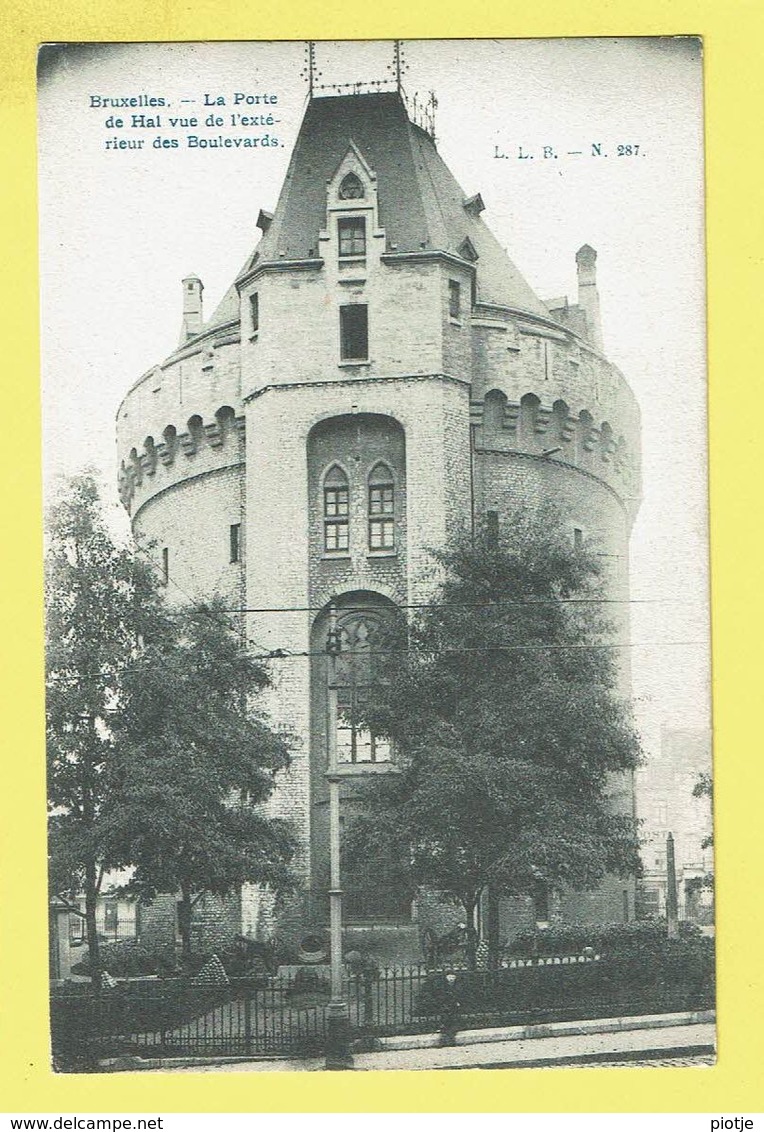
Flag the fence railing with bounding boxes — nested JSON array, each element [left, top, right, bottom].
[[50, 954, 715, 1069]]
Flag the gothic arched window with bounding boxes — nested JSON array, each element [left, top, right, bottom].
[[335, 610, 391, 764], [323, 464, 349, 553], [368, 462, 395, 551], [338, 172, 364, 200]]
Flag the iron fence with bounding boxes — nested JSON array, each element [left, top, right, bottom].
[[50, 953, 715, 1069]]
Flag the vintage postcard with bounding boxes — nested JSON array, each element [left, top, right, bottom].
[[38, 38, 713, 1074]]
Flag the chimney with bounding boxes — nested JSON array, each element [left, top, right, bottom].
[[179, 275, 204, 344], [575, 245, 603, 353]]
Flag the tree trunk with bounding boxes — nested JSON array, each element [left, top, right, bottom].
[[84, 856, 101, 989], [81, 739, 101, 990], [178, 885, 194, 967]]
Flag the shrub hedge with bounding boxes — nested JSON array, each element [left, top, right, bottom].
[[70, 939, 279, 978], [417, 936, 714, 1022], [505, 918, 703, 958]]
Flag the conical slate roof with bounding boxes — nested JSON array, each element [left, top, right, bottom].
[[204, 91, 549, 332]]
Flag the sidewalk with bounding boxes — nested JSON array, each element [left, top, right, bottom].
[[113, 1013, 715, 1073]]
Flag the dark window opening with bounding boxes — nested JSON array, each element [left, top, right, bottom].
[[230, 523, 241, 563], [449, 279, 461, 319], [340, 304, 368, 361], [338, 217, 366, 258], [162, 547, 169, 583], [486, 510, 499, 547], [574, 527, 583, 551], [533, 879, 550, 923], [249, 292, 259, 333]]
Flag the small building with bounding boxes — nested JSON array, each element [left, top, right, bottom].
[[636, 727, 714, 925]]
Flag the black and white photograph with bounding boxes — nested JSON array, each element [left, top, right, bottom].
[[39, 37, 713, 1073]]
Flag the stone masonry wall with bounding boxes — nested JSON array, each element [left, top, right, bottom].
[[133, 464, 246, 609]]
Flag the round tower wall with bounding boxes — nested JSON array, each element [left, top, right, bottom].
[[116, 334, 243, 515], [470, 316, 641, 518], [131, 463, 246, 609]]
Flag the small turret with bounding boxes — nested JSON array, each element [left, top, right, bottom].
[[575, 244, 603, 353], [179, 275, 204, 344]]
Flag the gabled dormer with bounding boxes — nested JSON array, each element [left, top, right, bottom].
[[320, 142, 386, 285]]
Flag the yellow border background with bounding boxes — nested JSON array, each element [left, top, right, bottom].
[[1, 0, 761, 1113]]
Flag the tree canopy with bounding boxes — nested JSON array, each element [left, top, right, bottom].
[[45, 472, 162, 979], [104, 599, 297, 958], [46, 472, 296, 971], [349, 504, 643, 964]]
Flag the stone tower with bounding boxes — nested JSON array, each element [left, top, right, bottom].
[[117, 90, 641, 944]]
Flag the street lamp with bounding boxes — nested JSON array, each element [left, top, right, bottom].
[[324, 603, 353, 1069]]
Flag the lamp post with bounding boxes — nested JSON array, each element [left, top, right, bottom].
[[324, 603, 354, 1069]]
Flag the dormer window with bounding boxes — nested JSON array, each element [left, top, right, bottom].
[[339, 172, 365, 200], [338, 217, 366, 259], [458, 236, 479, 263]]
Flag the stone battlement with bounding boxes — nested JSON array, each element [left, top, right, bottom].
[[470, 386, 640, 516], [118, 404, 245, 515]]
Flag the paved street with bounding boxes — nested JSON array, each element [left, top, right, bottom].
[[153, 1022, 715, 1073], [563, 1054, 715, 1068]]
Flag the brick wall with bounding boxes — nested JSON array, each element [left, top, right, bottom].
[[138, 892, 242, 952]]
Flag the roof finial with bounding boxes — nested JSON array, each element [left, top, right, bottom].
[[393, 40, 404, 95], [301, 41, 318, 98]]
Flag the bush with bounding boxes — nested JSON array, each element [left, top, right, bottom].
[[188, 941, 276, 978], [415, 936, 714, 1023], [504, 919, 702, 958], [70, 940, 179, 977], [70, 937, 283, 979]]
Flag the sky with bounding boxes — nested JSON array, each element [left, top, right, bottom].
[[37, 38, 710, 759]]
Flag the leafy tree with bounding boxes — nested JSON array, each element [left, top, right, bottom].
[[691, 772, 714, 891], [105, 600, 297, 962], [45, 472, 161, 984], [349, 504, 643, 967], [47, 473, 296, 976]]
